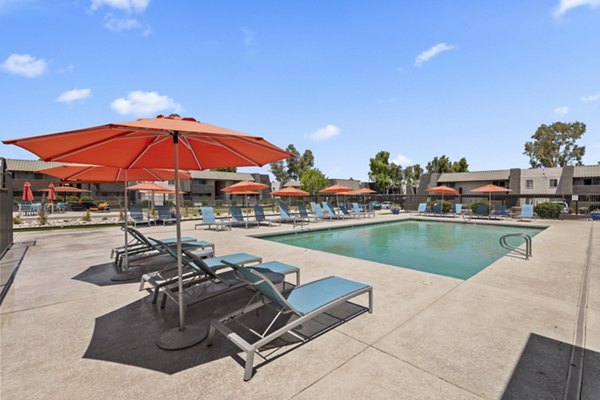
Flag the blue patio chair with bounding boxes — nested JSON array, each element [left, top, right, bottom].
[[298, 203, 319, 222], [519, 204, 534, 221], [413, 203, 427, 216], [475, 204, 489, 218], [19, 203, 32, 215], [353, 202, 374, 218], [493, 204, 512, 219], [279, 203, 299, 224], [452, 203, 462, 217], [207, 261, 373, 381], [195, 207, 231, 231], [129, 205, 151, 227], [156, 205, 177, 226], [339, 205, 356, 218], [231, 206, 260, 229], [254, 205, 281, 226], [56, 202, 67, 213], [321, 202, 343, 219], [431, 203, 443, 215], [311, 202, 335, 221]]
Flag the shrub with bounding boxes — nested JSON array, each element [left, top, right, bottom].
[[55, 195, 65, 202], [470, 201, 489, 215], [230, 200, 237, 206], [80, 196, 94, 202], [67, 195, 79, 203], [534, 202, 562, 219], [427, 199, 453, 213], [183, 206, 190, 218], [118, 208, 125, 222], [183, 199, 193, 207], [164, 200, 175, 208], [215, 199, 223, 207], [38, 209, 48, 225], [589, 204, 600, 213], [141, 199, 151, 208], [82, 210, 91, 222], [200, 201, 208, 207], [13, 215, 22, 225]]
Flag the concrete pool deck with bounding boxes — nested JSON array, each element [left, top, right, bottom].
[[1, 214, 598, 399]]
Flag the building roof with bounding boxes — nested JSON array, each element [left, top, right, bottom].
[[189, 170, 254, 181], [329, 179, 361, 190], [438, 170, 510, 183], [284, 180, 301, 187], [574, 165, 600, 178], [6, 159, 65, 172]]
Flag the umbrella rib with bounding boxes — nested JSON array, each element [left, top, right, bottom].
[[50, 133, 143, 162], [180, 137, 204, 170], [144, 168, 164, 181], [186, 136, 262, 166], [127, 136, 171, 169]]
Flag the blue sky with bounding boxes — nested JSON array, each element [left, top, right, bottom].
[[1, 0, 599, 181]]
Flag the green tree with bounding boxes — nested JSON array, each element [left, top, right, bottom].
[[403, 164, 422, 194], [269, 160, 289, 183], [300, 168, 329, 196], [389, 162, 403, 193], [524, 121, 586, 167], [298, 149, 314, 180], [452, 157, 469, 172], [426, 155, 453, 173], [368, 151, 392, 193], [285, 144, 301, 180], [212, 167, 237, 172]]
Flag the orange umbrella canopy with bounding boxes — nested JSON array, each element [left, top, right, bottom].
[[355, 188, 376, 194], [319, 184, 353, 194], [470, 184, 512, 193], [226, 190, 260, 195], [3, 114, 293, 170], [47, 183, 57, 201], [22, 181, 34, 201], [271, 187, 309, 197], [426, 185, 460, 196], [221, 180, 269, 193], [38, 164, 191, 183], [127, 182, 175, 193]]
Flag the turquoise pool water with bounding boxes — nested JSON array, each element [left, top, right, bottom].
[[260, 220, 544, 280]]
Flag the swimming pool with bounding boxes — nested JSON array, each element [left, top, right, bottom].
[[260, 220, 544, 280]]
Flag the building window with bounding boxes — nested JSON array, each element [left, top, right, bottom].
[[34, 173, 43, 180], [446, 182, 455, 188], [549, 179, 558, 188], [525, 180, 533, 189], [492, 181, 506, 187]]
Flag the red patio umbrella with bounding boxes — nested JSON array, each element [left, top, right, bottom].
[[271, 187, 309, 197], [22, 181, 34, 202], [3, 113, 293, 350], [46, 183, 57, 213], [38, 186, 90, 193], [470, 184, 512, 214], [319, 184, 353, 206], [221, 180, 269, 192], [426, 185, 460, 212]]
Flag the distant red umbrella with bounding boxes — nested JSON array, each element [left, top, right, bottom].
[[38, 186, 90, 194], [470, 184, 512, 214], [426, 185, 460, 212], [319, 184, 353, 194], [221, 180, 269, 193], [22, 181, 34, 202], [271, 187, 309, 197], [47, 183, 57, 201]]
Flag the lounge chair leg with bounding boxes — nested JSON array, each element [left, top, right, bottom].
[[368, 289, 374, 313], [243, 350, 255, 381], [206, 322, 216, 346]]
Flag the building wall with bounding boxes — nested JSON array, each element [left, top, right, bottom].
[[519, 167, 564, 196]]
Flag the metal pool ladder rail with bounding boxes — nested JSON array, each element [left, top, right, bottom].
[[499, 233, 532, 260]]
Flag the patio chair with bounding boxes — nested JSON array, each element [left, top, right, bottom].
[[299, 203, 320, 222], [112, 226, 214, 270], [142, 240, 300, 308], [207, 261, 373, 381], [493, 204, 512, 219], [279, 203, 299, 224], [195, 207, 231, 231], [353, 202, 374, 218], [518, 204, 534, 221], [254, 205, 281, 226], [413, 203, 428, 216], [231, 206, 260, 229], [56, 202, 67, 213], [321, 202, 344, 219], [339, 205, 356, 219], [430, 203, 443, 216], [156, 205, 177, 225], [129, 205, 152, 227], [311, 202, 335, 221], [474, 204, 489, 218], [451, 203, 462, 217], [18, 203, 32, 215]]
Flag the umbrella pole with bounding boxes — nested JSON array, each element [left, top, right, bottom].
[[123, 171, 129, 270], [158, 132, 204, 350]]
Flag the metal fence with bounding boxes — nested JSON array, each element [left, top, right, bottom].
[[0, 158, 14, 255]]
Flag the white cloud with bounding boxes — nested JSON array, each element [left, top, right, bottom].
[[57, 88, 92, 103], [553, 0, 600, 17], [392, 154, 412, 166], [105, 16, 141, 31], [110, 90, 182, 117], [414, 43, 456, 67], [554, 106, 570, 115], [0, 53, 47, 77], [309, 125, 341, 141], [581, 92, 600, 102], [90, 0, 150, 13]]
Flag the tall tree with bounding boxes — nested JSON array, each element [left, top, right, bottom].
[[403, 164, 422, 194], [285, 144, 301, 180], [426, 155, 453, 173], [524, 121, 586, 167], [452, 157, 469, 172], [269, 160, 289, 183], [298, 149, 314, 180], [368, 151, 392, 193], [212, 167, 237, 172], [389, 162, 403, 193], [300, 168, 329, 196]]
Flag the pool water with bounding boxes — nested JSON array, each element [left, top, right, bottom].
[[260, 220, 544, 280]]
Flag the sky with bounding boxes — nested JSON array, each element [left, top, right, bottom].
[[1, 0, 599, 181]]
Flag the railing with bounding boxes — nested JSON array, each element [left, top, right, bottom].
[[500, 233, 532, 260]]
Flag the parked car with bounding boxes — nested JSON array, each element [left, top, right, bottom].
[[381, 201, 393, 209], [367, 201, 382, 210], [70, 201, 97, 211]]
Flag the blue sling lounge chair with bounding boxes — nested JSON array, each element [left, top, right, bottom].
[[207, 261, 373, 381], [195, 207, 232, 231]]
